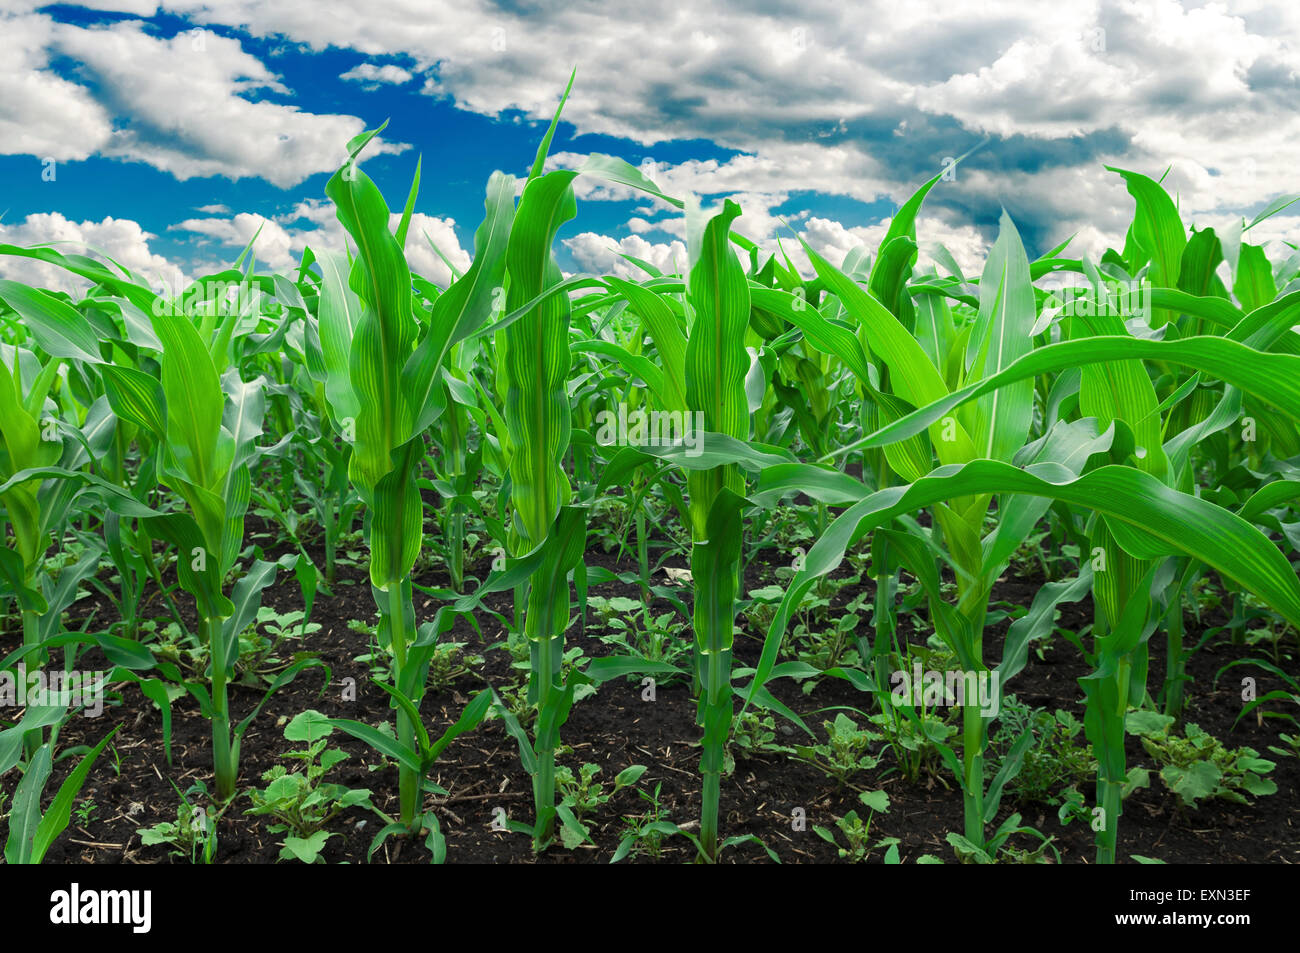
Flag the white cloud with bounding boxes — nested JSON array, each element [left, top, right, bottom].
[[4, 0, 1297, 278], [148, 0, 1299, 251], [0, 13, 112, 161], [404, 213, 472, 284], [563, 232, 687, 279], [0, 11, 406, 186], [340, 62, 414, 85], [171, 212, 298, 270], [0, 211, 184, 291], [171, 207, 470, 285]]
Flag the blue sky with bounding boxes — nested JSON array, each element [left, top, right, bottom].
[[2, 0, 1298, 290]]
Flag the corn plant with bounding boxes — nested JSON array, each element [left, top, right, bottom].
[[740, 171, 1300, 859], [592, 202, 774, 859], [735, 191, 1042, 849], [316, 120, 523, 831], [2, 723, 120, 865], [487, 77, 687, 845], [678, 201, 753, 860], [495, 119, 586, 842], [0, 284, 156, 754], [100, 300, 268, 799]]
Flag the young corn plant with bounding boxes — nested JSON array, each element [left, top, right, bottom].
[[742, 172, 1300, 860], [107, 300, 269, 800], [681, 201, 752, 862], [741, 192, 1041, 850], [489, 77, 684, 845], [592, 199, 757, 859], [0, 284, 157, 755], [317, 125, 516, 832], [0, 334, 73, 757], [497, 134, 585, 846]]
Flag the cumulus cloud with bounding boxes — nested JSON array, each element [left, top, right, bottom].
[[0, 11, 407, 186], [0, 212, 185, 291], [5, 0, 1298, 274], [563, 232, 687, 279], [150, 0, 1298, 258], [0, 13, 112, 161], [171, 207, 470, 285], [170, 212, 298, 271], [340, 62, 414, 85]]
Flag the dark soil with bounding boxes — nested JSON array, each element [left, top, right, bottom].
[[4, 514, 1298, 865]]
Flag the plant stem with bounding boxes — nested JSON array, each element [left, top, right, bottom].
[[447, 503, 465, 592], [324, 499, 337, 587], [21, 602, 42, 758], [697, 640, 733, 862], [636, 509, 648, 586], [530, 622, 557, 845], [1163, 594, 1186, 718], [386, 579, 420, 831], [1090, 676, 1125, 865], [961, 702, 985, 844], [954, 565, 990, 849], [206, 615, 236, 800], [142, 538, 188, 637]]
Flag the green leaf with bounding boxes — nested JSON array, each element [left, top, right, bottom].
[[1125, 710, 1174, 737], [150, 310, 225, 491], [1108, 167, 1186, 294], [4, 743, 52, 863], [282, 830, 332, 864], [427, 689, 497, 762], [326, 148, 418, 497], [970, 210, 1036, 462], [1162, 761, 1221, 807], [315, 250, 363, 425], [0, 281, 104, 363], [614, 765, 648, 789], [30, 726, 121, 863], [327, 717, 423, 774], [101, 364, 165, 439], [836, 335, 1300, 461], [749, 461, 1300, 706], [503, 169, 579, 545], [406, 171, 517, 434], [284, 709, 335, 744], [1233, 243, 1277, 313], [859, 789, 890, 813]]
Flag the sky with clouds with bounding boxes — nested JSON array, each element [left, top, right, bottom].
[[1, 0, 1297, 291]]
